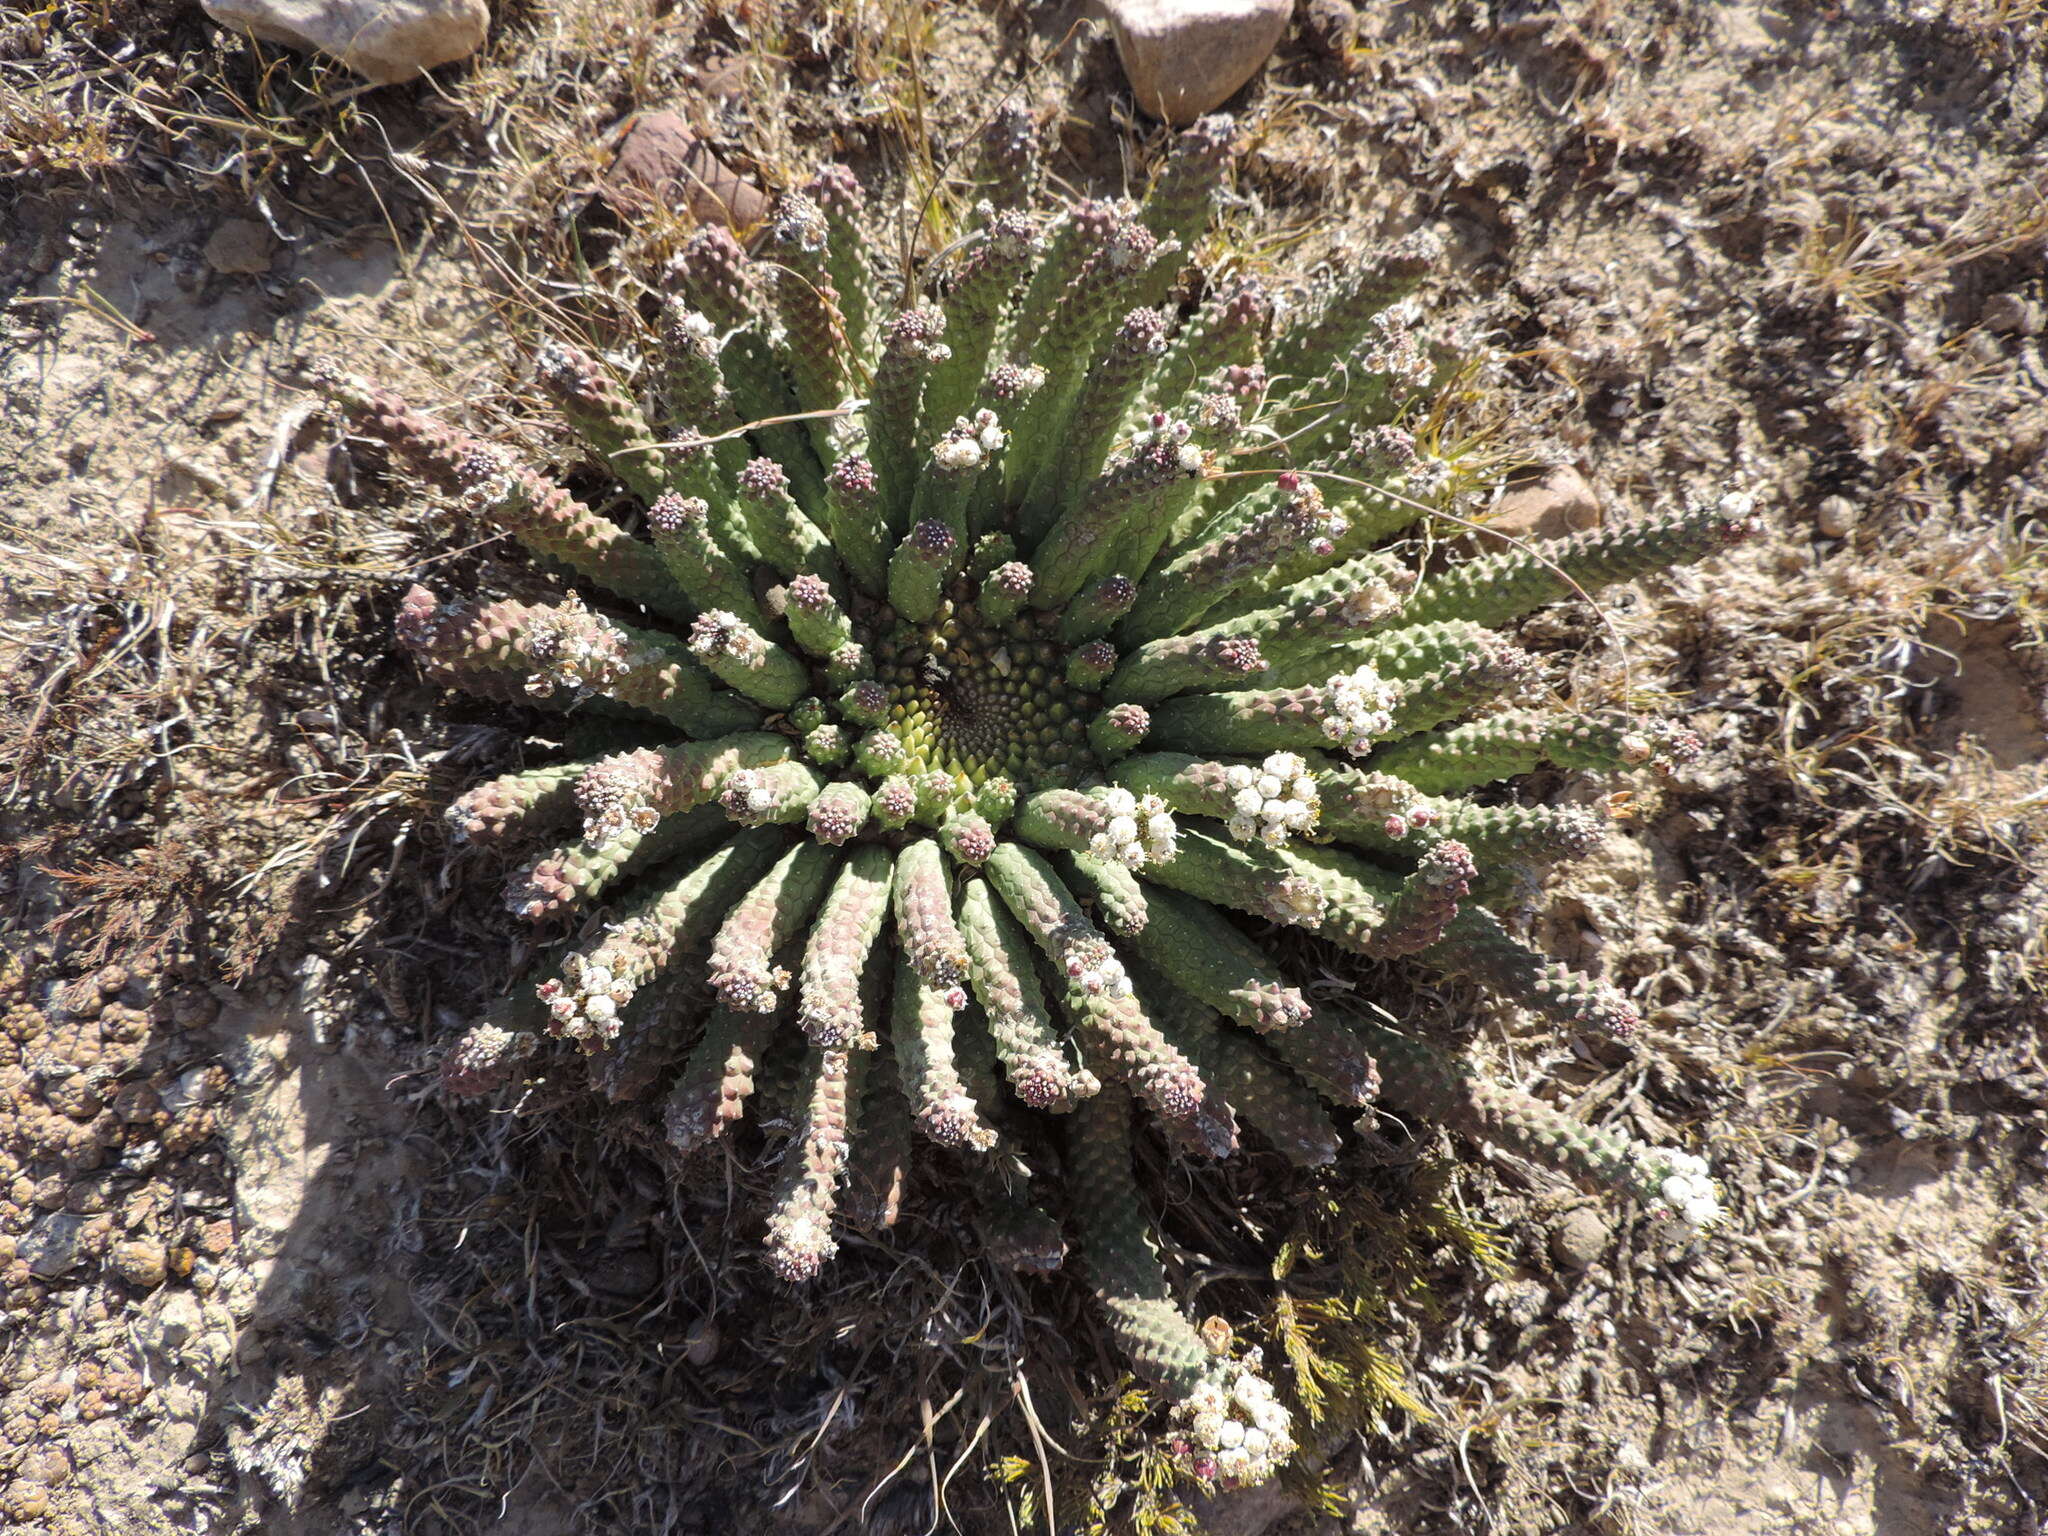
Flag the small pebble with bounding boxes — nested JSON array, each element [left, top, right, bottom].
[[1484, 464, 1603, 543], [110, 1240, 169, 1288], [1815, 494, 1857, 537], [203, 218, 275, 276], [1981, 291, 2043, 336], [1550, 1206, 1610, 1271]]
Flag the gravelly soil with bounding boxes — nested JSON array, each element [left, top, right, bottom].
[[2, 2, 2044, 1532]]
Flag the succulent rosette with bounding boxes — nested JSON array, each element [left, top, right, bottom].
[[322, 110, 1751, 1487]]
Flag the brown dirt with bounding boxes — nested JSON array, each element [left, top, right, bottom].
[[3, 1, 2045, 1532]]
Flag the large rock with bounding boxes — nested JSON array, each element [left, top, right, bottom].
[[1100, 0, 1292, 126], [202, 0, 489, 86]]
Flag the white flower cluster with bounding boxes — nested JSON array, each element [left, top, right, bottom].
[[1266, 875, 1328, 928], [1267, 474, 1348, 561], [979, 203, 1038, 258], [672, 307, 718, 343], [764, 1202, 836, 1282], [1052, 921, 1132, 999], [535, 950, 638, 1044], [1173, 1357, 1297, 1488], [1107, 224, 1165, 272], [521, 593, 628, 701], [688, 610, 767, 666], [719, 768, 782, 824], [455, 445, 517, 509], [711, 958, 794, 1015], [530, 337, 580, 386], [1223, 753, 1320, 846], [931, 411, 1005, 471], [1364, 300, 1436, 390], [1086, 788, 1177, 869], [991, 361, 1046, 399], [1319, 664, 1402, 756], [1194, 391, 1244, 441], [573, 753, 663, 844], [1133, 413, 1205, 474], [1645, 1149, 1724, 1228]]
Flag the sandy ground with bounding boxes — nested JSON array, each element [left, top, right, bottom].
[[3, 1, 2046, 1532]]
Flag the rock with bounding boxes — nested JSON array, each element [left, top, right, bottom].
[[1814, 494, 1858, 537], [1189, 1478, 1300, 1535], [1480, 464, 1603, 544], [203, 218, 275, 276], [605, 112, 768, 229], [1099, 0, 1293, 126], [136, 1289, 206, 1357], [19, 1212, 90, 1277], [201, 0, 488, 86], [1981, 291, 2043, 336], [684, 1317, 720, 1366], [161, 1064, 223, 1118], [110, 1240, 169, 1287], [1550, 1206, 1609, 1271]]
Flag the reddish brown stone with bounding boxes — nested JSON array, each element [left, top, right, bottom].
[[607, 112, 768, 230], [1478, 464, 1604, 545]]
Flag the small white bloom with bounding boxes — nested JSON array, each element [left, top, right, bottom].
[[1222, 753, 1320, 845], [1319, 665, 1401, 756]]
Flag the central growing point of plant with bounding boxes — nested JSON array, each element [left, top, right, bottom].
[[319, 110, 1753, 1488]]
